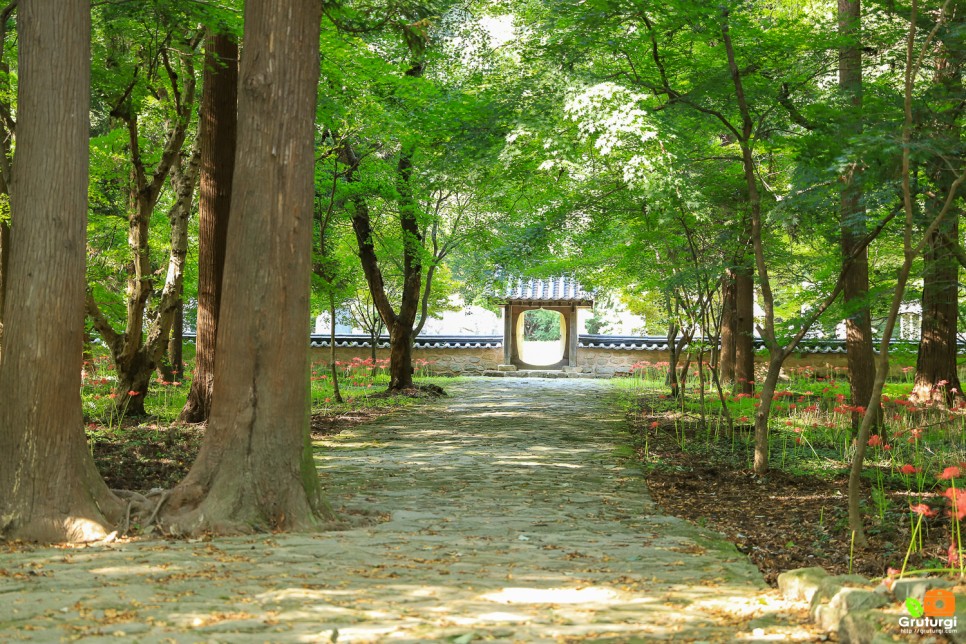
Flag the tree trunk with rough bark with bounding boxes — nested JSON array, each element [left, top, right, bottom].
[[0, 0, 122, 542], [718, 269, 737, 384], [160, 0, 330, 535], [839, 0, 880, 435], [181, 32, 237, 423], [734, 261, 755, 394], [913, 182, 962, 404], [911, 40, 963, 405]]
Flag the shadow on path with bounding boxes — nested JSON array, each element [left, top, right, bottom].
[[0, 378, 814, 642]]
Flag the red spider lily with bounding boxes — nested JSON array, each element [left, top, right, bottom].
[[910, 503, 936, 517], [127, 390, 140, 396], [943, 488, 966, 520], [867, 434, 883, 447], [939, 466, 961, 480], [899, 464, 920, 475], [883, 444, 892, 451], [649, 421, 659, 429]]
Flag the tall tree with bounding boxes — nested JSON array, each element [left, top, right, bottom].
[[718, 271, 738, 384], [0, 0, 122, 542], [181, 31, 238, 423], [838, 0, 880, 433], [86, 22, 202, 416], [161, 0, 330, 534], [911, 5, 964, 405], [848, 0, 966, 544], [346, 137, 426, 391]]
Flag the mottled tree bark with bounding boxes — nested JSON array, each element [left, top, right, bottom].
[[87, 39, 199, 416], [839, 0, 880, 434], [0, 0, 122, 542], [88, 142, 200, 415], [161, 0, 330, 535], [161, 298, 184, 382], [181, 32, 237, 423]]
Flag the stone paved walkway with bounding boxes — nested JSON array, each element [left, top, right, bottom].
[[0, 378, 813, 642]]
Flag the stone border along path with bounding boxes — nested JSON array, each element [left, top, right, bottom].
[[0, 378, 818, 643]]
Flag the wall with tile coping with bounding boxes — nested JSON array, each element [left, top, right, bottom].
[[309, 344, 903, 379]]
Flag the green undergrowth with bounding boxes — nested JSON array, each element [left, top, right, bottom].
[[81, 346, 459, 490], [81, 346, 458, 427], [614, 361, 966, 576]]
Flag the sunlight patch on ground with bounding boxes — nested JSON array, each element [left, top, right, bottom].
[[300, 625, 397, 642], [481, 586, 620, 604], [88, 564, 178, 575], [491, 460, 583, 468], [453, 611, 532, 623]]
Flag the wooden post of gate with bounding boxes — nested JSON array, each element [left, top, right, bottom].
[[567, 304, 578, 368], [502, 304, 513, 366]]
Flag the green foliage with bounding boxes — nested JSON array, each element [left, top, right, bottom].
[[523, 309, 562, 341]]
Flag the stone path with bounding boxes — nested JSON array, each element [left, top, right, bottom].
[[0, 378, 814, 642]]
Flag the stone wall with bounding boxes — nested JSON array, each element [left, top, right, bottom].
[[310, 345, 503, 376], [310, 344, 916, 379], [574, 348, 856, 377]]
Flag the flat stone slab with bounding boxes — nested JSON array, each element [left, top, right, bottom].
[[0, 379, 814, 641]]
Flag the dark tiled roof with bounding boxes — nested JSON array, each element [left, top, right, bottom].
[[577, 335, 941, 354], [184, 333, 945, 354], [499, 276, 593, 304]]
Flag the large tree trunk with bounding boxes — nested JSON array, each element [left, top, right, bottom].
[[161, 0, 330, 535], [181, 32, 237, 423], [912, 184, 962, 404], [718, 269, 737, 384], [911, 40, 963, 405], [839, 0, 880, 434], [0, 0, 122, 542], [388, 325, 415, 390], [734, 260, 755, 394]]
